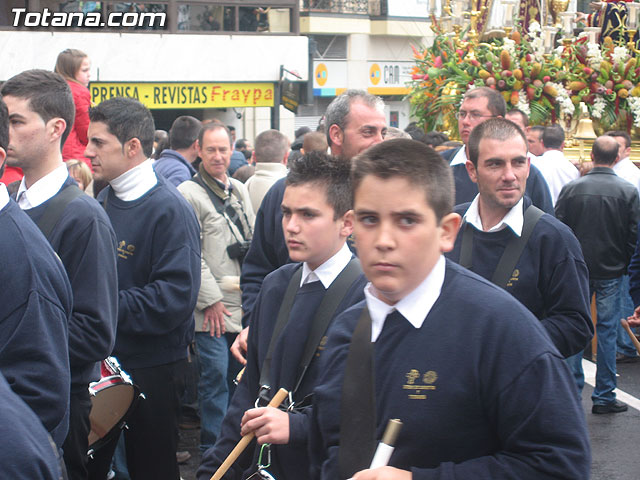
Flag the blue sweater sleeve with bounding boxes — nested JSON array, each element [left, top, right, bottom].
[[526, 164, 555, 216]]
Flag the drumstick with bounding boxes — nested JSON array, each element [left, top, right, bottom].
[[210, 388, 289, 480], [369, 419, 403, 469], [621, 319, 640, 356]]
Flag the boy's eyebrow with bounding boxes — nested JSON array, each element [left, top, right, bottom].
[[8, 112, 26, 120], [281, 204, 322, 214]]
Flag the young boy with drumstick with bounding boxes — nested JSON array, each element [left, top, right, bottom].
[[309, 138, 591, 479], [198, 151, 367, 480]]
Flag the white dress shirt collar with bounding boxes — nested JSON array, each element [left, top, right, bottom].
[[110, 159, 157, 201], [463, 195, 524, 237], [16, 164, 68, 209], [449, 146, 468, 166], [365, 255, 446, 342], [300, 242, 352, 288], [0, 183, 9, 211]]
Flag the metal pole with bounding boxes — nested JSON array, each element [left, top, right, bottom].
[[271, 65, 283, 130]]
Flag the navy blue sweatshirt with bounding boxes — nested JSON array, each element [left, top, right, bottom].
[[153, 149, 196, 187], [446, 200, 592, 358], [240, 177, 290, 327], [629, 223, 640, 307], [24, 176, 118, 392], [0, 199, 72, 447], [0, 372, 63, 479], [198, 261, 367, 480], [310, 260, 591, 480], [98, 174, 201, 369], [440, 147, 554, 215]]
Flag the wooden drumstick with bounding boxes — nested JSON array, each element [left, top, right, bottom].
[[210, 388, 289, 480], [621, 319, 640, 356]]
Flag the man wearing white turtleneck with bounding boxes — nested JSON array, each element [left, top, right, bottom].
[[85, 97, 201, 480], [1, 69, 118, 479]]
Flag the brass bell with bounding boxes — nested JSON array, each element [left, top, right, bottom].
[[574, 118, 597, 140]]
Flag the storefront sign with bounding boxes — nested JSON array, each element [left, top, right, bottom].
[[367, 62, 413, 95]]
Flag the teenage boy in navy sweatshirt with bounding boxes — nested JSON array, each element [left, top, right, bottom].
[[85, 97, 201, 480], [1, 69, 118, 477], [310, 139, 590, 480], [198, 151, 367, 480]]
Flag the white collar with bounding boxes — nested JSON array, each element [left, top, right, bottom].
[[300, 242, 352, 288], [449, 146, 468, 166], [365, 255, 446, 342], [463, 195, 524, 236], [0, 183, 9, 211], [110, 159, 157, 201], [16, 164, 68, 209], [540, 149, 564, 161]]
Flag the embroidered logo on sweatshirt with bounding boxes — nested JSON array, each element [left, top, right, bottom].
[[506, 268, 520, 287], [117, 240, 136, 260], [403, 369, 437, 400]]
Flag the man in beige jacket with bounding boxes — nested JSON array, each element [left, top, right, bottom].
[[178, 122, 255, 452]]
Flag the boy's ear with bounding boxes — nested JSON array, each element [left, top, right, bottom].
[[438, 212, 461, 253], [340, 209, 355, 238], [465, 159, 478, 184], [48, 117, 67, 143]]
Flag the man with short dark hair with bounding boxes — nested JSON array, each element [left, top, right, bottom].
[[527, 125, 546, 157], [0, 91, 72, 461], [446, 118, 592, 359], [245, 129, 289, 211], [233, 90, 387, 364], [505, 108, 529, 129], [556, 135, 640, 414], [178, 122, 254, 453], [154, 115, 202, 187], [441, 87, 554, 214], [2, 70, 118, 479], [85, 97, 201, 477], [606, 130, 640, 193], [533, 124, 579, 205]]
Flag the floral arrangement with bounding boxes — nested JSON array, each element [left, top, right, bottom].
[[408, 18, 640, 136]]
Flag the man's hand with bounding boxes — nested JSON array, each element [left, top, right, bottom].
[[203, 301, 230, 337], [352, 467, 412, 480], [628, 306, 640, 328], [230, 326, 249, 365], [240, 407, 289, 444]]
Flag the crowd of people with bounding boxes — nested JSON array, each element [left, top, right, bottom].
[[4, 59, 640, 480]]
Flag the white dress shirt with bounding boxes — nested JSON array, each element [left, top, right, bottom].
[[110, 159, 157, 201], [15, 164, 68, 209], [531, 150, 579, 206], [463, 196, 524, 236], [300, 242, 352, 288], [449, 146, 468, 166], [365, 255, 446, 342], [0, 183, 9, 211], [614, 157, 640, 195]]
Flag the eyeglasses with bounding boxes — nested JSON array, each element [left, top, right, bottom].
[[455, 111, 496, 121]]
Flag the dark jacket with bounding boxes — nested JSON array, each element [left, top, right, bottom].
[[153, 149, 196, 187], [556, 166, 640, 279], [440, 147, 555, 215]]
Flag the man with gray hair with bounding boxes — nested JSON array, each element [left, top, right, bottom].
[[556, 135, 640, 414], [244, 129, 289, 211], [233, 89, 386, 363], [446, 118, 592, 361], [440, 87, 554, 214]]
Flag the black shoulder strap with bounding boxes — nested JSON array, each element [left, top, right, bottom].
[[259, 265, 303, 389], [491, 205, 545, 287], [459, 221, 474, 269], [338, 307, 376, 480], [190, 175, 225, 214], [191, 175, 247, 240], [35, 185, 84, 241], [292, 258, 362, 394]]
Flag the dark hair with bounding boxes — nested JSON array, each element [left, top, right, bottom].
[[592, 136, 619, 165], [351, 138, 454, 222], [324, 89, 384, 147], [170, 116, 202, 150], [54, 48, 87, 83], [605, 130, 631, 148], [89, 97, 155, 157], [506, 108, 529, 128], [295, 126, 311, 139], [235, 138, 249, 150], [254, 129, 288, 163], [0, 96, 8, 151], [462, 87, 507, 117], [424, 131, 449, 148], [153, 129, 170, 159], [529, 125, 545, 136], [198, 123, 233, 147], [542, 124, 565, 149], [286, 151, 352, 219], [467, 118, 528, 167], [1, 69, 75, 147]]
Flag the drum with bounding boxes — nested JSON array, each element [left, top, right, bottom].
[[87, 357, 142, 456]]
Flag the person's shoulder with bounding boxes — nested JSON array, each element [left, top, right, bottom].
[[262, 263, 301, 289], [453, 202, 471, 216], [259, 177, 287, 208], [532, 212, 583, 250], [439, 147, 460, 162]]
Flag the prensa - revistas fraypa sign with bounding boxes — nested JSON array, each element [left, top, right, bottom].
[[90, 82, 275, 109]]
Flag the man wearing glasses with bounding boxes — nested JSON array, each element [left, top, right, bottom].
[[440, 87, 554, 214]]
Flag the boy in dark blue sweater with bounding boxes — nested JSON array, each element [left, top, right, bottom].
[[198, 152, 367, 480], [310, 139, 590, 480], [85, 97, 201, 480]]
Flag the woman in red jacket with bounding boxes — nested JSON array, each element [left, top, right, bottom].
[[55, 48, 92, 170]]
